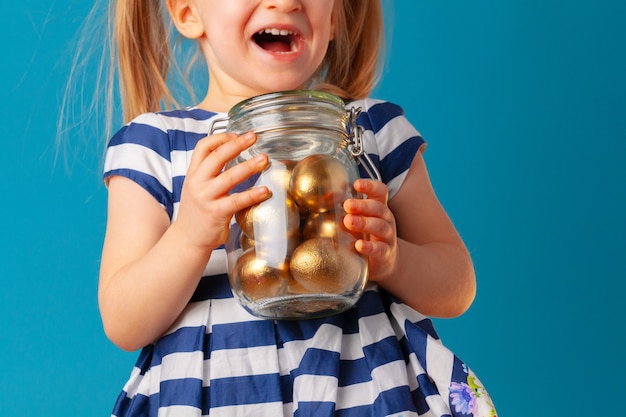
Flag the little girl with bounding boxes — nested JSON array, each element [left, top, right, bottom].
[[96, 0, 497, 416]]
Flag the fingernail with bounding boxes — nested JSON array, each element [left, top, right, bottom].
[[242, 132, 256, 141], [256, 186, 271, 197]]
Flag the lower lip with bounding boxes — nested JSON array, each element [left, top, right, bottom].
[[253, 38, 304, 62]]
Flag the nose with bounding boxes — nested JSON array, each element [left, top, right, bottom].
[[262, 0, 302, 12]]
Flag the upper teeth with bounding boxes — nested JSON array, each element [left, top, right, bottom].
[[258, 28, 294, 36]]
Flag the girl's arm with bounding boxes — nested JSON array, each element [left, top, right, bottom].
[[99, 132, 269, 351], [343, 149, 476, 318]]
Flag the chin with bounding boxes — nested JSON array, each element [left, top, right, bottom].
[[252, 73, 310, 93]]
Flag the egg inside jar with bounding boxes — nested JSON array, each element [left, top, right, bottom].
[[221, 90, 375, 319], [231, 155, 366, 305]]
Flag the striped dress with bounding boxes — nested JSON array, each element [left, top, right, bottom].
[[103, 98, 497, 417]]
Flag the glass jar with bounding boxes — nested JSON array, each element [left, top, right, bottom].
[[212, 90, 379, 319]]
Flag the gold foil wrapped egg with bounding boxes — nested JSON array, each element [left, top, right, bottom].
[[289, 237, 365, 293], [239, 232, 255, 251], [268, 160, 295, 190], [289, 154, 350, 213], [235, 195, 300, 240], [233, 249, 290, 300], [286, 278, 313, 295], [239, 230, 300, 257], [302, 210, 360, 245], [254, 232, 301, 265]]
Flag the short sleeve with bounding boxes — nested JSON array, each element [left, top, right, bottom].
[[350, 99, 426, 199], [103, 112, 175, 216]]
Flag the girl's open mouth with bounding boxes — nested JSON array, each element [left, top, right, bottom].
[[253, 28, 300, 53]]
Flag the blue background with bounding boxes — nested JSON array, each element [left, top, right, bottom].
[[2, 1, 625, 416]]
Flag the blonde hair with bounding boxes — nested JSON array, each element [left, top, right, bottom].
[[62, 0, 385, 143], [114, 0, 175, 122], [314, 0, 385, 102], [118, 0, 385, 121]]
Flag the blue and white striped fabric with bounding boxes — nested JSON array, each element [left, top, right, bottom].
[[103, 99, 497, 417]]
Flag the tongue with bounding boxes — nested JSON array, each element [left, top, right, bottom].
[[259, 39, 292, 53]]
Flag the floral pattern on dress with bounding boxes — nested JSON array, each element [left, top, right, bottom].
[[449, 365, 497, 417]]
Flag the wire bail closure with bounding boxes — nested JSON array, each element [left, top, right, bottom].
[[347, 107, 382, 182]]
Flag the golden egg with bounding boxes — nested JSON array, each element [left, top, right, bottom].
[[289, 154, 350, 213], [302, 210, 359, 245], [239, 232, 255, 251], [235, 195, 300, 240], [286, 278, 313, 295], [233, 249, 291, 301], [275, 160, 296, 189], [289, 237, 366, 294], [257, 160, 294, 191], [253, 232, 301, 265]]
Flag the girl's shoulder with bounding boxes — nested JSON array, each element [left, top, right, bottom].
[[345, 97, 405, 113], [126, 107, 222, 132], [346, 98, 411, 133], [108, 108, 223, 149]]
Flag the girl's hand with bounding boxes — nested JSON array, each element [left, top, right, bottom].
[[174, 131, 270, 253], [342, 179, 398, 282], [99, 131, 270, 350]]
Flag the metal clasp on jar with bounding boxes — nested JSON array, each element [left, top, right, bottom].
[[347, 107, 382, 182]]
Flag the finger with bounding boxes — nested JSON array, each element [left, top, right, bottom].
[[353, 179, 388, 204], [210, 153, 269, 197], [344, 213, 394, 242], [343, 197, 388, 218], [225, 186, 272, 215], [204, 132, 258, 175], [191, 132, 258, 177], [188, 132, 239, 173], [355, 238, 392, 260]]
